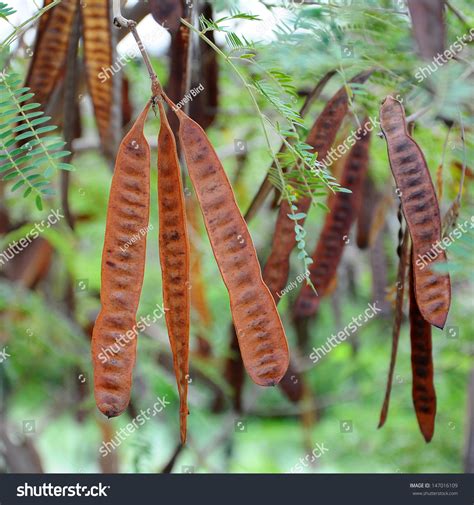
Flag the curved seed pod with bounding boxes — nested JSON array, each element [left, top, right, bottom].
[[278, 360, 304, 403], [189, 2, 218, 130], [168, 98, 289, 386], [294, 122, 371, 318], [407, 0, 445, 60], [380, 96, 451, 329], [82, 0, 115, 156], [409, 249, 436, 442], [149, 0, 183, 33], [378, 227, 410, 428], [262, 70, 372, 299], [157, 99, 190, 444], [38, 0, 55, 38], [25, 0, 78, 108], [92, 102, 151, 417]]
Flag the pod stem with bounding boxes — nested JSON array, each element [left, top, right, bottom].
[[112, 0, 162, 99], [160, 91, 184, 119]]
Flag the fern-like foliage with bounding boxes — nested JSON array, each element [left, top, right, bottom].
[[199, 11, 261, 33], [0, 72, 73, 210], [0, 1, 15, 19]]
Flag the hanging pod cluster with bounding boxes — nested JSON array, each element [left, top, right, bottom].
[[27, 0, 116, 157], [92, 92, 290, 443], [379, 96, 451, 442]]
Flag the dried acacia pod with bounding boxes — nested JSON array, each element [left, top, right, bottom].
[[189, 2, 218, 130], [163, 1, 191, 136], [263, 71, 372, 300], [157, 99, 190, 443], [82, 0, 115, 157], [278, 361, 304, 403], [380, 96, 451, 329], [37, 0, 55, 36], [92, 102, 151, 417], [407, 0, 445, 60], [409, 249, 436, 442], [25, 0, 78, 108], [378, 227, 410, 428], [294, 122, 371, 318], [149, 0, 183, 33], [166, 96, 289, 386]]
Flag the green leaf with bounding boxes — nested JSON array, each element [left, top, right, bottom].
[[15, 130, 36, 141], [2, 171, 18, 181], [35, 195, 43, 210], [56, 162, 75, 171], [317, 201, 330, 211], [11, 179, 25, 191], [21, 102, 41, 111], [15, 92, 35, 103], [287, 212, 306, 220], [0, 161, 14, 172], [34, 125, 57, 135]]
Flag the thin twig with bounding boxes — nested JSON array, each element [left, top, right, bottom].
[[61, 6, 81, 231], [445, 0, 470, 29], [457, 113, 467, 204], [405, 104, 431, 124], [112, 0, 162, 98]]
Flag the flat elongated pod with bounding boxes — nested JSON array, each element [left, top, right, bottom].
[[81, 0, 115, 155], [170, 102, 289, 386], [380, 96, 451, 329], [92, 103, 151, 417], [38, 0, 55, 37], [407, 0, 445, 60], [409, 250, 436, 442], [263, 71, 372, 299], [157, 99, 190, 443], [294, 123, 371, 318], [25, 0, 78, 108], [189, 2, 218, 130], [149, 0, 183, 33], [378, 227, 410, 428], [278, 360, 304, 403]]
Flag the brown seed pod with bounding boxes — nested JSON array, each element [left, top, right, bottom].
[[82, 0, 115, 157], [157, 99, 190, 444], [262, 71, 372, 300], [407, 0, 445, 61], [91, 102, 151, 418], [294, 122, 371, 318], [378, 227, 410, 428], [380, 96, 451, 329], [37, 0, 56, 40], [166, 96, 289, 386], [25, 0, 78, 108], [277, 361, 304, 403], [409, 249, 436, 442], [189, 2, 218, 131]]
